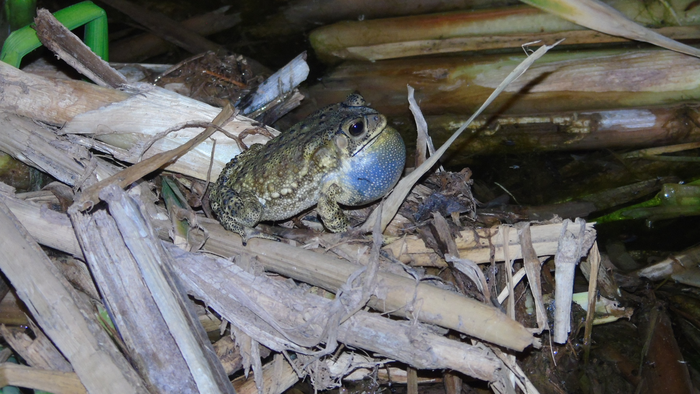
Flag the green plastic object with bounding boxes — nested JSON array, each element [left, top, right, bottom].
[[5, 0, 36, 31], [0, 1, 107, 68]]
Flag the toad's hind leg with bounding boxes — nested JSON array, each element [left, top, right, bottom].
[[210, 188, 277, 244]]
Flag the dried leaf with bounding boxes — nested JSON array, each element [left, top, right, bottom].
[[522, 0, 700, 58], [361, 40, 561, 233]]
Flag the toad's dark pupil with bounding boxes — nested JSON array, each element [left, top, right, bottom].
[[349, 121, 364, 136]]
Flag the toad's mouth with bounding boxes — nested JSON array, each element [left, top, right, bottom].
[[350, 127, 388, 157]]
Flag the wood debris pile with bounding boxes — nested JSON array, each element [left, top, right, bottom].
[[0, 9, 600, 394]]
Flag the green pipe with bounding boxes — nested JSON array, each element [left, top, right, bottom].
[[0, 1, 108, 68]]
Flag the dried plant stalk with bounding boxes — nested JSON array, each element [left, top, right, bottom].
[[0, 187, 534, 352], [0, 324, 72, 372], [341, 25, 700, 62], [89, 184, 235, 394], [306, 48, 700, 119], [70, 207, 202, 393], [61, 86, 275, 180], [553, 218, 593, 344], [232, 354, 298, 394], [0, 61, 128, 124], [522, 0, 700, 58], [458, 222, 596, 263], [0, 187, 83, 258], [167, 243, 501, 381], [311, 1, 700, 62], [0, 61, 277, 182], [254, 0, 508, 37], [583, 242, 601, 363], [34, 9, 127, 88], [360, 41, 559, 233], [0, 363, 86, 394], [0, 200, 148, 393], [72, 104, 235, 210], [0, 114, 119, 188], [384, 221, 597, 266], [516, 222, 548, 333], [421, 106, 700, 157], [194, 226, 536, 351], [0, 186, 504, 384]]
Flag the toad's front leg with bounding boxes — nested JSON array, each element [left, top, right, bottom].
[[317, 183, 350, 233]]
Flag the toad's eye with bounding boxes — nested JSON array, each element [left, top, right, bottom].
[[349, 120, 364, 136]]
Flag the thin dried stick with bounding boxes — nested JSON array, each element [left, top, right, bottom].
[[360, 40, 562, 233], [72, 104, 235, 211], [521, 0, 700, 58]]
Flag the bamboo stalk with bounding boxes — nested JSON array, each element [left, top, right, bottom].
[[198, 225, 536, 351], [418, 106, 700, 158], [0, 187, 83, 258], [340, 25, 700, 62], [167, 242, 501, 381], [311, 6, 576, 62], [310, 1, 700, 62], [522, 0, 700, 58], [252, 0, 511, 37], [304, 48, 700, 118], [0, 113, 121, 187], [72, 103, 235, 210]]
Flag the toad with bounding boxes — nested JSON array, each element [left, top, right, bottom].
[[210, 93, 406, 242]]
